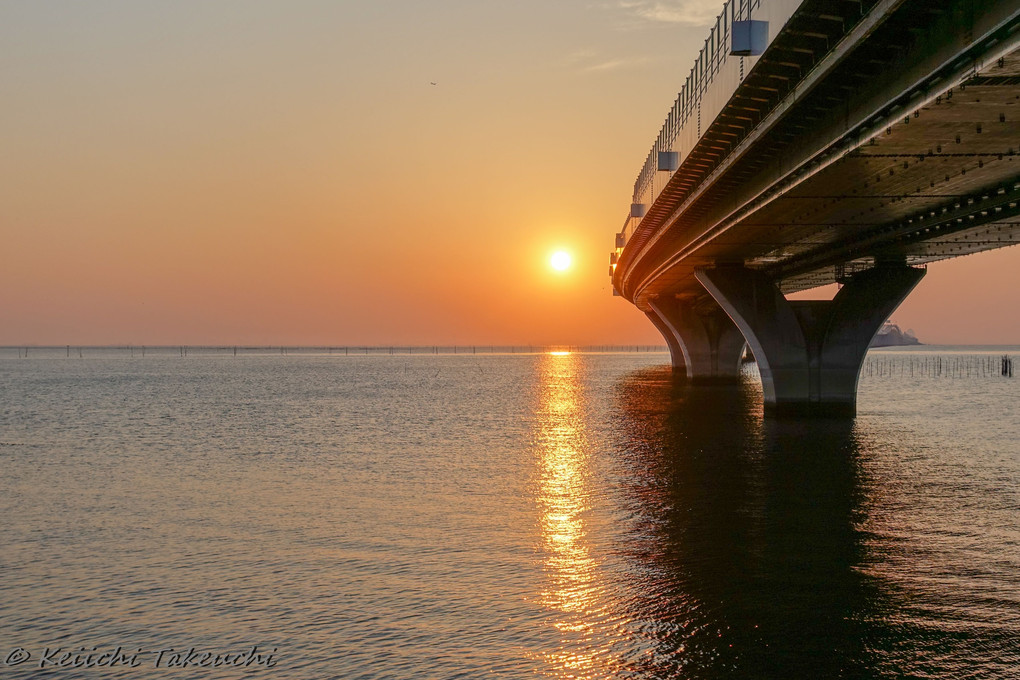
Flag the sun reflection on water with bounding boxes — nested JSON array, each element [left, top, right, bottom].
[[533, 352, 624, 678]]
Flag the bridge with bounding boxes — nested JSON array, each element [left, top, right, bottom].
[[611, 0, 1020, 415]]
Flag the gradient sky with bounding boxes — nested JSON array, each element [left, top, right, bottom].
[[2, 1, 1017, 345]]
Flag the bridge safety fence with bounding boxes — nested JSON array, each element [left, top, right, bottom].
[[619, 0, 804, 247]]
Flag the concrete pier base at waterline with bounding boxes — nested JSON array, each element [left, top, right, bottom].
[[646, 296, 746, 383], [694, 264, 926, 416]]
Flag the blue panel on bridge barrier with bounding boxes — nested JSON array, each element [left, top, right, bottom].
[[657, 151, 679, 172], [731, 20, 768, 57]]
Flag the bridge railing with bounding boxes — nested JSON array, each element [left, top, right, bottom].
[[620, 0, 803, 249], [631, 0, 752, 204]]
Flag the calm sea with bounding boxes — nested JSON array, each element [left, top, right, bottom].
[[1, 348, 1018, 679]]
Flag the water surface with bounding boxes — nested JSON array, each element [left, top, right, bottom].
[[1, 350, 1017, 678]]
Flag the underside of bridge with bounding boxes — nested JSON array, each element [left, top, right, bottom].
[[614, 0, 1020, 415]]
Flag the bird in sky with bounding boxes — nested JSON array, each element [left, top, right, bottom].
[[430, 82, 437, 86]]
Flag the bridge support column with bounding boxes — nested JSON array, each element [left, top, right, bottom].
[[647, 296, 746, 382], [696, 264, 925, 416], [644, 309, 687, 371]]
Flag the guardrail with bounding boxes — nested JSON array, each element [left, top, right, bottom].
[[616, 0, 804, 250], [631, 0, 763, 205]]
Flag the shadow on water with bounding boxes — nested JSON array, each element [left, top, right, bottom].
[[611, 366, 883, 680]]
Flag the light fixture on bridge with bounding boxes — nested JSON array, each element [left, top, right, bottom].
[[731, 20, 768, 56], [615, 232, 626, 248], [657, 151, 679, 172], [630, 203, 647, 218]]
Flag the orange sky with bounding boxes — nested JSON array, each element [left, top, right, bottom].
[[1, 2, 1017, 345]]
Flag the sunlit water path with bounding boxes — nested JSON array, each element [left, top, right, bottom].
[[1, 349, 1018, 678]]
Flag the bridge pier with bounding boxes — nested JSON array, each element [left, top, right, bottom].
[[648, 296, 745, 382], [696, 264, 925, 416], [644, 309, 687, 371]]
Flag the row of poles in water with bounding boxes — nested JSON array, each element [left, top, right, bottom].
[[10, 345, 667, 358], [7, 347, 1017, 377], [863, 355, 1014, 378]]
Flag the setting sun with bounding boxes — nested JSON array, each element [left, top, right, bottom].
[[550, 251, 572, 271]]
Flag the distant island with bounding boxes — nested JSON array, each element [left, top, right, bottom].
[[870, 321, 922, 347]]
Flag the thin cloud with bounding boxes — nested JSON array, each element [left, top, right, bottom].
[[617, 0, 723, 26], [564, 48, 599, 65], [580, 56, 654, 72], [564, 48, 657, 73]]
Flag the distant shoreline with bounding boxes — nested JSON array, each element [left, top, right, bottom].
[[869, 322, 921, 348]]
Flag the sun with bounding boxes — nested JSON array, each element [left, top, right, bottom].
[[550, 251, 572, 271]]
